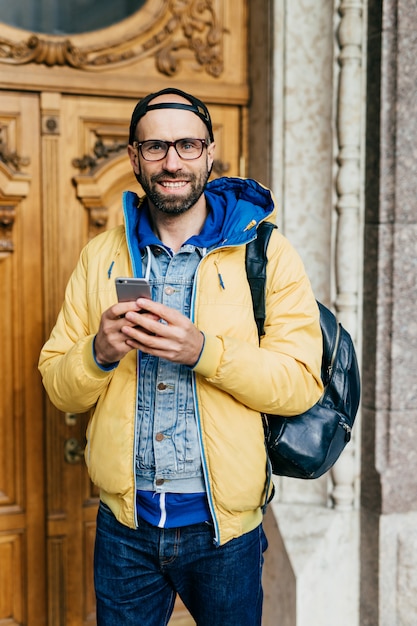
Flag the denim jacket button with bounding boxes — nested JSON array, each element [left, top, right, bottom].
[[155, 432, 164, 442], [157, 382, 167, 390], [155, 478, 165, 486]]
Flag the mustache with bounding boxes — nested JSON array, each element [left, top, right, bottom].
[[151, 172, 193, 183]]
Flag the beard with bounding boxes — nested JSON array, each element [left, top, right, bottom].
[[136, 163, 210, 215]]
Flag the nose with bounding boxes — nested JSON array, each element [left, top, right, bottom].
[[163, 144, 182, 171]]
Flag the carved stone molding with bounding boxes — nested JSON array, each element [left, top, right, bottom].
[[0, 0, 224, 77], [334, 0, 364, 338], [331, 0, 365, 510]]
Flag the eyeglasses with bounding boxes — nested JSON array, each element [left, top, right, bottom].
[[133, 138, 208, 161]]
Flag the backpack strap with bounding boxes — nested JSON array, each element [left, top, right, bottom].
[[245, 221, 277, 336]]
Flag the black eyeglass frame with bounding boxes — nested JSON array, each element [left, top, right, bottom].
[[133, 138, 208, 161]]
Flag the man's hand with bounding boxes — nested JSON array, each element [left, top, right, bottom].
[[122, 298, 204, 367], [94, 301, 158, 366], [94, 298, 204, 367]]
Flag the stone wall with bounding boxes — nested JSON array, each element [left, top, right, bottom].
[[248, 0, 417, 623], [257, 1, 364, 623], [362, 0, 417, 624]]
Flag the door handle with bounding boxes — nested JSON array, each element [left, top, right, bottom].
[[64, 437, 85, 464]]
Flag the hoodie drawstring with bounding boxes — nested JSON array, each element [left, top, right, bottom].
[[214, 259, 225, 290]]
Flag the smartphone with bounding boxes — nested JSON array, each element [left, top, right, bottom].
[[115, 277, 152, 302]]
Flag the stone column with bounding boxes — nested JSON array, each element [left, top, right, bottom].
[[362, 1, 417, 624], [262, 1, 365, 624]]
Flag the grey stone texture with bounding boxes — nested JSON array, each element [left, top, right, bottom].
[[362, 0, 417, 623]]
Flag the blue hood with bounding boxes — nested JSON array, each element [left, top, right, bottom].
[[203, 177, 275, 244], [122, 177, 276, 276]]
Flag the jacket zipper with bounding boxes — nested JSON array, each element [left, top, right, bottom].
[[190, 233, 266, 545]]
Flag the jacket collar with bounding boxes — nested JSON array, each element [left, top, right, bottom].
[[122, 177, 276, 274]]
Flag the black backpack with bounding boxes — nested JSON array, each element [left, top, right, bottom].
[[245, 221, 361, 479]]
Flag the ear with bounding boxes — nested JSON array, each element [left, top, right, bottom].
[[127, 144, 140, 175], [207, 141, 216, 170]]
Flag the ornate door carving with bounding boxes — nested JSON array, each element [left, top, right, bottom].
[[0, 2, 248, 624]]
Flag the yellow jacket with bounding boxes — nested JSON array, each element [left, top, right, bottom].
[[39, 178, 323, 545]]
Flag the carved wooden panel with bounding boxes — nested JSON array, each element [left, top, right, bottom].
[[0, 0, 247, 102], [0, 1, 222, 76], [47, 537, 66, 626], [0, 93, 46, 625], [0, 531, 24, 624], [0, 119, 30, 258]]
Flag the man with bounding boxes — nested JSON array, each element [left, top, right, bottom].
[[39, 88, 323, 625]]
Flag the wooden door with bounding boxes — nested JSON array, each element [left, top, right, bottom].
[[44, 94, 243, 626], [0, 92, 46, 625], [0, 2, 248, 624]]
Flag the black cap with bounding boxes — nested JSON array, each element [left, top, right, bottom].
[[129, 88, 214, 145]]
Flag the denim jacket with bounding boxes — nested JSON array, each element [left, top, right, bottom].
[[136, 243, 206, 493]]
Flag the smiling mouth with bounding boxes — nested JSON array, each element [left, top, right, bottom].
[[160, 181, 188, 189]]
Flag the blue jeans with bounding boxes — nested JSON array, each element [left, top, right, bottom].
[[94, 502, 268, 626]]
